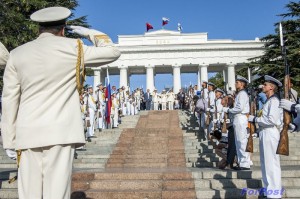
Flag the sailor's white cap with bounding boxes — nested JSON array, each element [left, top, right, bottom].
[[265, 75, 282, 87], [30, 7, 71, 26], [87, 85, 93, 89], [236, 75, 249, 84], [96, 83, 103, 87], [208, 82, 216, 87], [215, 88, 225, 95]]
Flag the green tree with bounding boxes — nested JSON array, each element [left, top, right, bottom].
[[0, 0, 90, 90], [248, 1, 300, 91], [209, 72, 226, 90]]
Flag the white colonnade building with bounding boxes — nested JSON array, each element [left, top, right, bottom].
[[93, 29, 264, 93]]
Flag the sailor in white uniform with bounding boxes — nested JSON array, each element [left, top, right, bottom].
[[223, 75, 251, 170], [248, 75, 283, 198], [200, 81, 209, 139]]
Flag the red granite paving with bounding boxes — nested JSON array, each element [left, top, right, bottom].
[[72, 111, 196, 199]]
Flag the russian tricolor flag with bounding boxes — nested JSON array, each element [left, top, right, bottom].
[[162, 17, 169, 26], [105, 69, 112, 124]]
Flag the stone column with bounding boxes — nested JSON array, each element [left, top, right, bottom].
[[173, 65, 181, 93], [197, 68, 201, 89], [146, 65, 155, 92], [247, 67, 251, 83], [227, 64, 236, 91], [223, 69, 228, 91], [93, 69, 101, 91], [200, 64, 208, 82], [119, 66, 128, 88]]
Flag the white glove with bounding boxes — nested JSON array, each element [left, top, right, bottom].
[[209, 108, 215, 113], [206, 108, 210, 112], [68, 25, 113, 47], [68, 25, 90, 37], [279, 99, 295, 112], [289, 123, 296, 132], [5, 149, 17, 160], [295, 104, 300, 113], [213, 119, 218, 124], [248, 115, 255, 122], [223, 107, 229, 113]]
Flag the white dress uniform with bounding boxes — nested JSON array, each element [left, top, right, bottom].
[[153, 91, 159, 110], [161, 93, 167, 110], [210, 97, 223, 129], [251, 75, 283, 198], [135, 90, 141, 111], [257, 96, 282, 198], [111, 97, 119, 128], [0, 42, 9, 68], [86, 93, 97, 138], [229, 89, 251, 168], [167, 92, 175, 110], [207, 90, 216, 133], [200, 88, 209, 129], [1, 7, 120, 199], [97, 89, 105, 130]]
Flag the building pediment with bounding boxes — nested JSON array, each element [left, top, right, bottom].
[[145, 29, 181, 36]]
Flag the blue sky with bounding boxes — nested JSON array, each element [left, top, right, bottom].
[[74, 0, 288, 91]]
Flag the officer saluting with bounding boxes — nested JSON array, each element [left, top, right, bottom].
[[248, 75, 283, 198], [1, 7, 120, 199], [0, 42, 9, 68]]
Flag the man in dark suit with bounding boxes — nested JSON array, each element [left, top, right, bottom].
[[177, 88, 185, 109], [144, 89, 152, 110]]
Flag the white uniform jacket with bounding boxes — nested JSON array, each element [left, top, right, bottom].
[[0, 42, 9, 68], [1, 33, 121, 149]]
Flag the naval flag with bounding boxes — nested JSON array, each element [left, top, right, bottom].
[[162, 17, 169, 26], [105, 68, 112, 125], [146, 23, 153, 32]]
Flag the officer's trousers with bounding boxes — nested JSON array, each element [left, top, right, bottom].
[[18, 144, 75, 199], [233, 114, 250, 168]]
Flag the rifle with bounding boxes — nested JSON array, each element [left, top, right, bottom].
[[246, 87, 256, 153], [277, 23, 290, 156]]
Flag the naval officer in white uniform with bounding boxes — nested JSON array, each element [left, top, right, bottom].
[[248, 75, 283, 198], [1, 7, 120, 199]]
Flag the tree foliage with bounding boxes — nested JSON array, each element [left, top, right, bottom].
[[0, 0, 91, 90], [0, 0, 89, 51], [248, 1, 300, 91], [209, 72, 226, 90]]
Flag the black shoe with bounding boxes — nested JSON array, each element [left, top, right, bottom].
[[233, 166, 250, 170], [86, 137, 92, 142]]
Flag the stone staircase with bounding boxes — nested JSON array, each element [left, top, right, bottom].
[[1, 110, 300, 199], [71, 110, 197, 199], [0, 115, 139, 199], [179, 110, 300, 198]]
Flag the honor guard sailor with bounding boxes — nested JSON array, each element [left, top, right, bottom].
[[223, 75, 251, 170], [1, 7, 120, 199], [248, 75, 283, 198]]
